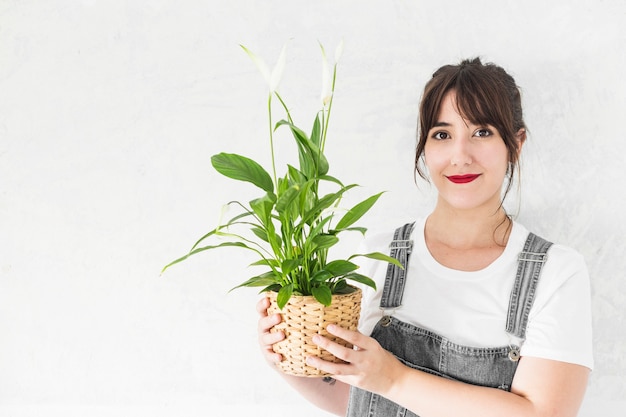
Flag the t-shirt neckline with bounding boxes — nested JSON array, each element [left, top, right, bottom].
[[413, 217, 526, 281]]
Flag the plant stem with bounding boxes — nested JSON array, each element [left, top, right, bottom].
[[274, 92, 293, 124], [320, 64, 337, 153], [267, 93, 278, 187]]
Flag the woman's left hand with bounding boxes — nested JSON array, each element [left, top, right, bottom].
[[306, 324, 404, 395]]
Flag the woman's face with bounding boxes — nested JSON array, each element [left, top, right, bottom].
[[424, 91, 512, 213]]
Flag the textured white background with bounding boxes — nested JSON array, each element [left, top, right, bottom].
[[1, 0, 625, 416]]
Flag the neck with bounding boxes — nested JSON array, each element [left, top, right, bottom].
[[426, 201, 512, 250]]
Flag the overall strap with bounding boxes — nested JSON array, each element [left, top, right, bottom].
[[380, 222, 415, 309], [505, 232, 553, 339]]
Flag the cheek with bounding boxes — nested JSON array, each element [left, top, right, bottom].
[[496, 149, 512, 174], [423, 145, 441, 170], [478, 143, 509, 171]]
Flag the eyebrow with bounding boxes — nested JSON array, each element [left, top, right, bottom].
[[433, 120, 483, 129], [432, 122, 452, 128]]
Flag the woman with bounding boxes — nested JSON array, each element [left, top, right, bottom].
[[257, 58, 593, 416]]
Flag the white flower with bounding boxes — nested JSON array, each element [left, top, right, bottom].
[[320, 40, 344, 107], [320, 42, 331, 106], [270, 44, 287, 93], [334, 39, 344, 63], [240, 43, 288, 93]]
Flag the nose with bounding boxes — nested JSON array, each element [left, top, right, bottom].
[[450, 137, 472, 166]]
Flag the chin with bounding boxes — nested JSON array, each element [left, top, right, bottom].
[[438, 194, 501, 212]]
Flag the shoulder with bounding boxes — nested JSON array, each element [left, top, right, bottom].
[[526, 228, 589, 290], [513, 222, 588, 280], [545, 243, 588, 274], [518, 227, 593, 369], [538, 240, 590, 311], [513, 224, 591, 330]]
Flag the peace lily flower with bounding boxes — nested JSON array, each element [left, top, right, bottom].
[[320, 40, 344, 107], [318, 40, 344, 153], [240, 43, 287, 93]]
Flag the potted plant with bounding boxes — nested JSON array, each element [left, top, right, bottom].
[[162, 41, 401, 376]]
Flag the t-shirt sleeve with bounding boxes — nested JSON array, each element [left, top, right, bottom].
[[520, 244, 594, 369]]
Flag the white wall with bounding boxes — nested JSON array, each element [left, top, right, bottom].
[[1, 0, 624, 415]]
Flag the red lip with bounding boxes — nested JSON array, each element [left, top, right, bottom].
[[446, 174, 481, 184]]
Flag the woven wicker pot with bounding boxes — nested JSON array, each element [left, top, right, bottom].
[[267, 287, 362, 377]]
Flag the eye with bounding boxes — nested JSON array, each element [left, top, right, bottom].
[[474, 128, 493, 138], [431, 131, 450, 140]]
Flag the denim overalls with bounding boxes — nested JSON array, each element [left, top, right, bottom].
[[346, 222, 553, 417]]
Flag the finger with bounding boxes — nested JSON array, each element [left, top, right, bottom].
[[261, 335, 283, 362], [260, 328, 284, 347], [256, 297, 270, 315], [266, 351, 282, 364], [258, 311, 282, 332], [261, 343, 283, 364], [306, 354, 352, 377], [326, 324, 367, 348], [311, 334, 355, 363]]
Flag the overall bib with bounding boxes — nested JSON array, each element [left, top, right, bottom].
[[346, 223, 553, 417]]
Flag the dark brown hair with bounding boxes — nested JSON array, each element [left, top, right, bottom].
[[415, 58, 525, 198]]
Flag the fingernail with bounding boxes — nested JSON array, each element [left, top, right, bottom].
[[312, 335, 321, 344], [327, 324, 336, 333]]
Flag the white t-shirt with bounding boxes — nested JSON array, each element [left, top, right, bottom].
[[357, 217, 594, 370]]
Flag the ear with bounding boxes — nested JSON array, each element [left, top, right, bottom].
[[514, 128, 526, 156]]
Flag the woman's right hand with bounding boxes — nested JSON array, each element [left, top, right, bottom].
[[256, 296, 285, 365]]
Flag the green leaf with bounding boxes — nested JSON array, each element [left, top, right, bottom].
[[311, 270, 333, 283], [349, 252, 404, 269], [311, 234, 339, 250], [275, 119, 329, 177], [335, 192, 384, 230], [324, 260, 359, 277], [250, 225, 269, 242], [343, 273, 377, 290], [275, 184, 300, 213], [211, 152, 274, 193], [250, 192, 276, 223], [277, 175, 290, 195], [312, 285, 332, 306], [230, 271, 279, 291], [188, 228, 218, 252], [259, 283, 282, 294], [318, 174, 345, 187], [332, 279, 351, 293], [311, 113, 322, 147], [188, 207, 258, 251], [249, 258, 280, 268], [276, 284, 294, 309], [281, 258, 301, 275], [287, 165, 306, 184], [298, 180, 316, 217], [250, 226, 283, 248], [330, 226, 367, 235], [161, 241, 249, 273], [301, 184, 357, 225]]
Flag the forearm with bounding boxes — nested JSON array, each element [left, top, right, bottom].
[[383, 358, 588, 417], [276, 370, 350, 416], [385, 367, 534, 417]]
